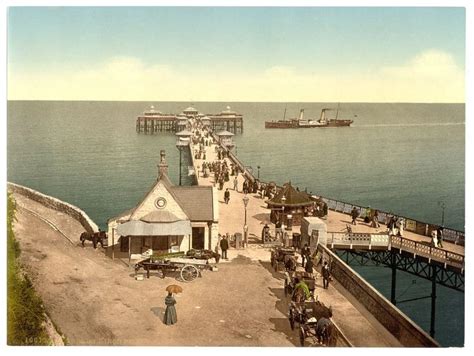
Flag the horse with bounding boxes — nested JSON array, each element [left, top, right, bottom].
[[311, 300, 333, 319], [80, 231, 106, 249], [284, 255, 297, 273], [315, 317, 336, 346]]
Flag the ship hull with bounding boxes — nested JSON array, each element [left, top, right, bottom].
[[265, 119, 353, 128], [264, 120, 299, 128]]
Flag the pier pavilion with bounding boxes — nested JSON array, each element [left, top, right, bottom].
[[135, 106, 178, 133], [215, 130, 235, 149], [136, 105, 244, 134], [107, 150, 219, 264], [207, 106, 243, 133], [182, 106, 199, 117], [267, 182, 314, 226]]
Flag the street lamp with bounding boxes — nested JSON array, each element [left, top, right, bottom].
[[438, 201, 446, 226], [281, 195, 287, 223], [243, 195, 250, 246], [257, 165, 261, 180], [175, 130, 192, 186]]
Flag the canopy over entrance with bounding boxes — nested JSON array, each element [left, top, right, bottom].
[[117, 220, 192, 236]]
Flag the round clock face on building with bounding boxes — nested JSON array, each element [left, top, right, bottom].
[[155, 197, 167, 209]]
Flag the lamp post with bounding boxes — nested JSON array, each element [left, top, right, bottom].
[[281, 195, 287, 224], [277, 195, 286, 243], [257, 165, 261, 180], [176, 130, 192, 186], [438, 201, 446, 226], [243, 195, 250, 247]]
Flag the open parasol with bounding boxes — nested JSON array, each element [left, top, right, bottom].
[[166, 284, 183, 294]]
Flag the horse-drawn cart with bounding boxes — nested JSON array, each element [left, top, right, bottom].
[[135, 256, 210, 282], [288, 300, 335, 347], [270, 247, 296, 272], [284, 271, 315, 298]]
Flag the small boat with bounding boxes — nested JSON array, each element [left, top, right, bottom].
[[265, 106, 354, 129]]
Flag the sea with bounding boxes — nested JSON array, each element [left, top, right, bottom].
[[7, 101, 465, 346]]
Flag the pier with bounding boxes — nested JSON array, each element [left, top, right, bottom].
[[186, 116, 465, 346], [136, 105, 244, 134]]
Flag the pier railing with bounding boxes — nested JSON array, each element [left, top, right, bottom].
[[209, 132, 465, 246], [327, 232, 390, 249], [390, 235, 464, 271], [319, 197, 464, 246], [326, 232, 464, 271]]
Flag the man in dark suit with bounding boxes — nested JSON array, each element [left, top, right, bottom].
[[220, 236, 229, 260], [301, 243, 310, 267], [224, 188, 230, 204], [322, 261, 330, 289]]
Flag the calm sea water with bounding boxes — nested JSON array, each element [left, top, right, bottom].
[[7, 101, 465, 346]]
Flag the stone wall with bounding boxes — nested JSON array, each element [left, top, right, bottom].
[[318, 244, 439, 347], [7, 182, 99, 234]]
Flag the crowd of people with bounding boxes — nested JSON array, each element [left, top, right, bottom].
[[350, 206, 405, 237]]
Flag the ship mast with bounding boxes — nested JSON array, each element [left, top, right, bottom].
[[336, 103, 340, 120], [283, 107, 287, 120]]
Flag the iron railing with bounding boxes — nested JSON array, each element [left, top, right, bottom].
[[326, 232, 464, 271]]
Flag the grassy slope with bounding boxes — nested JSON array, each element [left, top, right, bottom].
[[7, 192, 51, 345]]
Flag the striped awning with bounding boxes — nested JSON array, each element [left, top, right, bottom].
[[117, 220, 192, 236]]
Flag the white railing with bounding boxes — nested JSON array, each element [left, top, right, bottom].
[[328, 232, 464, 271], [327, 232, 390, 249]]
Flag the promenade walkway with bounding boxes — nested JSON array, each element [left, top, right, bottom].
[[190, 130, 405, 346]]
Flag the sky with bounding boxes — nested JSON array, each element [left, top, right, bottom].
[[7, 6, 466, 102]]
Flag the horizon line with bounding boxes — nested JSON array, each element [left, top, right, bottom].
[[6, 99, 466, 104]]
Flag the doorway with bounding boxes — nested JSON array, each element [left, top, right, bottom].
[[192, 227, 205, 249]]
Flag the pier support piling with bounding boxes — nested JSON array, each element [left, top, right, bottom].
[[391, 252, 397, 305], [178, 148, 182, 186], [430, 265, 437, 338]]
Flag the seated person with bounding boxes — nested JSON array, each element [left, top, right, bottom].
[[293, 278, 311, 301]]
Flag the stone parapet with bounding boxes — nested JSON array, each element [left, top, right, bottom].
[[7, 182, 99, 234], [318, 244, 439, 347]]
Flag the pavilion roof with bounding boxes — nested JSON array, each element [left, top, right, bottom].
[[215, 130, 235, 137], [267, 182, 313, 207]]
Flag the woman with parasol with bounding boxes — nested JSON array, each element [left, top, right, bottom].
[[164, 285, 182, 325]]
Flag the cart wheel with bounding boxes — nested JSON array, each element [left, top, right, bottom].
[[289, 309, 295, 330], [181, 265, 199, 282], [299, 327, 306, 347]]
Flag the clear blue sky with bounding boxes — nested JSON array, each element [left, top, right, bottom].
[[7, 7, 466, 102], [8, 7, 465, 71]]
